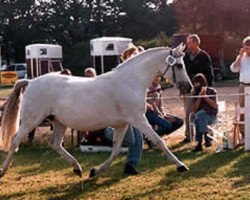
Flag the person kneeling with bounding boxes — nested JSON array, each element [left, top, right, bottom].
[[192, 73, 218, 152]]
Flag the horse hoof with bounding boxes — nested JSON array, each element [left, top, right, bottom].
[[177, 165, 189, 172], [73, 169, 82, 177], [89, 168, 97, 178]]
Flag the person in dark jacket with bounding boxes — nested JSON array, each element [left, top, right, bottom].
[[181, 34, 214, 143], [184, 34, 214, 87]]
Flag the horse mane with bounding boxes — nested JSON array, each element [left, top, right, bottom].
[[114, 46, 171, 71]]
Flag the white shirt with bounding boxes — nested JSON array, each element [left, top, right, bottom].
[[230, 54, 250, 83]]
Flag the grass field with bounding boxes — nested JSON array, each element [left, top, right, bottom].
[[1, 141, 250, 200]]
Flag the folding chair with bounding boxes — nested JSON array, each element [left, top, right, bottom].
[[189, 101, 227, 147], [232, 102, 244, 148]]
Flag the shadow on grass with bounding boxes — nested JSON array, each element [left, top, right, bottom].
[[4, 159, 125, 200], [1, 141, 247, 199], [39, 163, 126, 200], [0, 143, 112, 178], [160, 148, 243, 187], [139, 142, 199, 174], [129, 148, 244, 199], [0, 142, 188, 179], [0, 143, 128, 199], [226, 150, 250, 188], [0, 191, 27, 200]]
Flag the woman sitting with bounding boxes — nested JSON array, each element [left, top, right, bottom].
[[146, 74, 183, 139], [192, 73, 218, 152]]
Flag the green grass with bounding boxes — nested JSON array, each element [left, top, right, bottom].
[[1, 142, 250, 200]]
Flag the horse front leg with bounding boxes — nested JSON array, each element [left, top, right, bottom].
[[49, 120, 82, 177], [89, 125, 128, 178], [131, 116, 189, 172]]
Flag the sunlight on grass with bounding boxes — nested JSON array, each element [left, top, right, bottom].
[[1, 143, 250, 199]]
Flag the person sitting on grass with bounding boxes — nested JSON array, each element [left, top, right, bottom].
[[145, 74, 183, 147], [192, 73, 218, 152]]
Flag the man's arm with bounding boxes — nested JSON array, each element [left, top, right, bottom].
[[203, 52, 214, 86], [230, 48, 245, 73], [200, 87, 218, 110]]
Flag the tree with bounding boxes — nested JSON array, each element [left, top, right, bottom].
[[116, 0, 177, 39], [0, 0, 38, 63], [173, 0, 250, 36]]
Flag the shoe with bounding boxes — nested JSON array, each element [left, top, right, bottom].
[[180, 137, 190, 144], [124, 163, 140, 175], [205, 142, 212, 148], [192, 144, 203, 152], [146, 140, 156, 149]]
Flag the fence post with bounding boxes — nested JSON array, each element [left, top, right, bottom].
[[244, 87, 250, 150]]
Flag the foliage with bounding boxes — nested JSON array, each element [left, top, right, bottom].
[[173, 0, 250, 36], [135, 32, 171, 49], [1, 0, 250, 74], [0, 0, 177, 74]]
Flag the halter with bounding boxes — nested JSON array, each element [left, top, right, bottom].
[[161, 50, 176, 83]]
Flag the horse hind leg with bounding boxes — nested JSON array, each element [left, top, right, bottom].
[[0, 126, 34, 178], [89, 125, 128, 178], [48, 120, 82, 177]]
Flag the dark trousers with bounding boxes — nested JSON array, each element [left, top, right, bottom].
[[146, 111, 183, 136]]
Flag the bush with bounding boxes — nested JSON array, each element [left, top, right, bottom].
[[63, 41, 91, 76], [135, 32, 171, 49]]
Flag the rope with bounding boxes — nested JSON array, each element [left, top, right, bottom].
[[146, 93, 250, 100]]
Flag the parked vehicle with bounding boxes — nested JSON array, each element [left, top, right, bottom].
[[5, 63, 27, 79]]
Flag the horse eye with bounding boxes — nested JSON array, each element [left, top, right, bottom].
[[176, 64, 183, 69]]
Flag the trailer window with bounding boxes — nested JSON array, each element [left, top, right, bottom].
[[106, 43, 114, 51], [40, 48, 47, 55]]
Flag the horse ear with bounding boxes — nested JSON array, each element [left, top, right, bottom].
[[175, 43, 183, 52], [180, 44, 186, 52], [172, 43, 185, 57]]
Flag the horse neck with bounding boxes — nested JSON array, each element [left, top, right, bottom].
[[118, 49, 166, 90]]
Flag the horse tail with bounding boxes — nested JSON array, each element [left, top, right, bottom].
[[0, 80, 29, 152]]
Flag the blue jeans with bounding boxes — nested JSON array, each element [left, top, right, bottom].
[[104, 125, 143, 167], [194, 110, 217, 143], [126, 126, 143, 167], [146, 111, 183, 136]]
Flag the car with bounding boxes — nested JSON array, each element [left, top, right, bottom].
[[0, 64, 7, 71], [5, 63, 27, 79]]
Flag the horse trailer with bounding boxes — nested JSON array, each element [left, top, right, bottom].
[[90, 37, 132, 75], [25, 44, 63, 79]]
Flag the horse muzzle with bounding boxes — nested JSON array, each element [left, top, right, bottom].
[[177, 82, 193, 95]]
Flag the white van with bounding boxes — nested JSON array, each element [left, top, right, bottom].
[[5, 63, 27, 79]]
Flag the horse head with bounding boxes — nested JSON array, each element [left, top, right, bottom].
[[162, 43, 193, 94]]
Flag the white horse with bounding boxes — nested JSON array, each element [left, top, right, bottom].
[[0, 44, 192, 178]]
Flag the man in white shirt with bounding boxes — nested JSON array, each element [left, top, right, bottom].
[[230, 36, 250, 134]]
